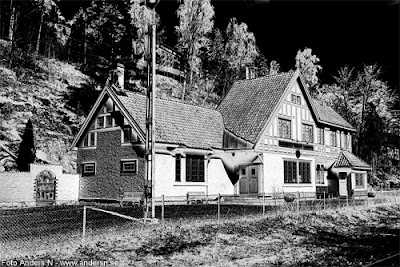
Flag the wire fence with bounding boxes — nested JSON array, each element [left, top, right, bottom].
[[1, 190, 399, 257]]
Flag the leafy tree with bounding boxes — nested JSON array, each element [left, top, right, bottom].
[[320, 64, 398, 163], [295, 47, 322, 95], [225, 17, 258, 70], [175, 0, 215, 99], [269, 60, 280, 75], [16, 119, 36, 172]]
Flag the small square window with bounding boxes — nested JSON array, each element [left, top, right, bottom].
[[296, 96, 301, 105], [121, 160, 137, 174], [251, 168, 256, 175], [241, 168, 246, 175], [82, 163, 95, 176]]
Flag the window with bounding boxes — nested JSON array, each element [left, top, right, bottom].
[[316, 164, 325, 184], [291, 94, 301, 105], [355, 173, 364, 187], [284, 160, 311, 184], [82, 132, 95, 147], [344, 133, 349, 149], [330, 130, 337, 147], [299, 162, 311, 183], [284, 161, 297, 183], [82, 163, 95, 176], [186, 155, 204, 182], [278, 118, 291, 140], [121, 160, 137, 174], [317, 128, 325, 145], [122, 126, 137, 143], [302, 124, 314, 143], [106, 115, 113, 127], [97, 117, 104, 128], [175, 155, 181, 182]]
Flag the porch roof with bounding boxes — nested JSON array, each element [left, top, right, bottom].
[[334, 151, 371, 170]]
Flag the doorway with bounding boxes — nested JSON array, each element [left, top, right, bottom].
[[239, 166, 258, 196]]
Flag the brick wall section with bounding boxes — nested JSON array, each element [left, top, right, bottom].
[[77, 130, 145, 199]]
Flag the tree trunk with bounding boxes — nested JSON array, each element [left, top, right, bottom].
[[8, 4, 18, 68], [34, 11, 44, 61], [83, 20, 87, 64], [8, 0, 15, 41]]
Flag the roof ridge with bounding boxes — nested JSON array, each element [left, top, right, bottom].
[[124, 91, 220, 113], [235, 70, 294, 83]]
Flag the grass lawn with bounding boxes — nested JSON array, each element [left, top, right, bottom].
[[2, 202, 399, 267]]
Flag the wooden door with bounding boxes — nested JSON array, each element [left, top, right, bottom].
[[338, 172, 347, 197], [239, 166, 258, 195]]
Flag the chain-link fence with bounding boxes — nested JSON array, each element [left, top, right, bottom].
[[1, 190, 399, 257]]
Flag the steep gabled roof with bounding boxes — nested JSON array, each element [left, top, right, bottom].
[[313, 100, 355, 131], [218, 71, 294, 143], [117, 92, 224, 149], [334, 151, 371, 170]]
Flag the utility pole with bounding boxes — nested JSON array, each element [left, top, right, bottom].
[[145, 0, 159, 220]]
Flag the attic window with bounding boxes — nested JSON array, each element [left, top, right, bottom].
[[82, 132, 96, 147], [122, 126, 137, 143], [291, 94, 301, 105]]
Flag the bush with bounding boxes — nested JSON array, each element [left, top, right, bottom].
[[284, 193, 296, 203]]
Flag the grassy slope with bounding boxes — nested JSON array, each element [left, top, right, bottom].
[[6, 203, 400, 267], [0, 52, 90, 172]]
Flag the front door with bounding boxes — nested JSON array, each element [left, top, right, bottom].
[[339, 172, 348, 197], [239, 166, 258, 195]]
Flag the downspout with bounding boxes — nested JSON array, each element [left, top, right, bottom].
[[257, 154, 264, 195]]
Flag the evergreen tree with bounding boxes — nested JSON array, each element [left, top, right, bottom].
[[16, 119, 36, 172]]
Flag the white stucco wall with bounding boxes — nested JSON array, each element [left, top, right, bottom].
[[263, 153, 316, 195], [0, 164, 79, 206], [154, 154, 233, 197], [57, 174, 80, 203], [207, 158, 234, 195]]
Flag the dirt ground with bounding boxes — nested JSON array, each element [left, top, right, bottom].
[[10, 203, 398, 267]]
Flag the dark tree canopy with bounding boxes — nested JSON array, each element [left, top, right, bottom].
[[16, 119, 36, 172]]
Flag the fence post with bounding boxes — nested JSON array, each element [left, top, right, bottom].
[[161, 195, 165, 223], [346, 194, 349, 207], [217, 193, 221, 223], [186, 192, 189, 205], [323, 191, 326, 211], [262, 192, 265, 216], [296, 191, 300, 213], [82, 206, 87, 240]]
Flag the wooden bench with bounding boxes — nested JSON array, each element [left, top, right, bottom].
[[120, 191, 144, 207]]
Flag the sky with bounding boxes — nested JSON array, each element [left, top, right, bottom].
[[60, 0, 399, 92]]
